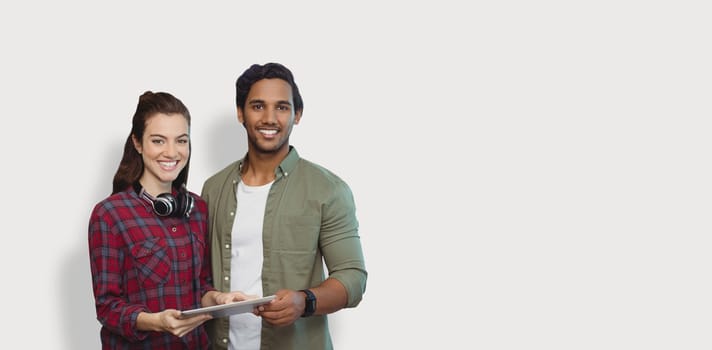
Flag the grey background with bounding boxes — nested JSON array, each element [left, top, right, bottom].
[[1, 1, 709, 349]]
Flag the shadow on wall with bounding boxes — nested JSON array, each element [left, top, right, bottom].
[[204, 112, 247, 174], [62, 140, 122, 349], [61, 246, 102, 348]]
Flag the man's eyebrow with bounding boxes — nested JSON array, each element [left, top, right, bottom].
[[247, 99, 292, 106]]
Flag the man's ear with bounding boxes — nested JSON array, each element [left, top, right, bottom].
[[294, 109, 303, 125], [237, 107, 245, 126]]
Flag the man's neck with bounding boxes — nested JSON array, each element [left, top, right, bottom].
[[241, 148, 288, 186]]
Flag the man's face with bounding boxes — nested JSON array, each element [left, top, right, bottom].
[[238, 78, 301, 155]]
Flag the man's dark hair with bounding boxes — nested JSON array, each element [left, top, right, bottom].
[[236, 62, 303, 112]]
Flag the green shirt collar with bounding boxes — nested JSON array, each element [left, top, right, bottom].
[[237, 146, 300, 181]]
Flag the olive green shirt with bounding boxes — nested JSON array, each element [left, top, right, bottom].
[[201, 147, 367, 350]]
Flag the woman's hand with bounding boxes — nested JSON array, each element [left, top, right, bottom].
[[137, 309, 212, 337], [213, 290, 256, 305]]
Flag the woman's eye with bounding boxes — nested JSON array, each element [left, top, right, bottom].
[[178, 139, 189, 144], [152, 139, 164, 144]]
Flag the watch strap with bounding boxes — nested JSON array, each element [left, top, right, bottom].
[[300, 289, 316, 317]]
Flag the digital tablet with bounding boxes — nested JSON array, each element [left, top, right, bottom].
[[181, 295, 276, 318]]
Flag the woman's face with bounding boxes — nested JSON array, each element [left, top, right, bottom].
[[133, 113, 190, 194]]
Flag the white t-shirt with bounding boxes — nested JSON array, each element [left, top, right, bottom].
[[229, 180, 272, 350]]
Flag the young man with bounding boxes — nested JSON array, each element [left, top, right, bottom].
[[201, 62, 367, 350]]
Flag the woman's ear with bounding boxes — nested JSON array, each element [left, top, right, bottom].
[[132, 135, 142, 155]]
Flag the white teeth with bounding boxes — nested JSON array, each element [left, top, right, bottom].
[[159, 161, 177, 167], [259, 129, 277, 135]]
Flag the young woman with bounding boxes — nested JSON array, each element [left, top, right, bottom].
[[88, 91, 246, 349]]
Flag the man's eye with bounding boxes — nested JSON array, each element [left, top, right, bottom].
[[253, 104, 264, 110], [178, 139, 189, 144], [152, 139, 164, 144], [277, 105, 289, 111]]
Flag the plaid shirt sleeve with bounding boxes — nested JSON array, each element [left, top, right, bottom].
[[88, 196, 151, 342]]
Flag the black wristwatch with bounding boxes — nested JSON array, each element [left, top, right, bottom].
[[300, 289, 316, 317]]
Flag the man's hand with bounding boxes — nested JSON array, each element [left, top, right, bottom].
[[255, 289, 304, 327]]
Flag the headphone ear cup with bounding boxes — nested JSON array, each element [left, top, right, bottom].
[[154, 193, 176, 217], [184, 193, 194, 217], [176, 190, 194, 218]]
